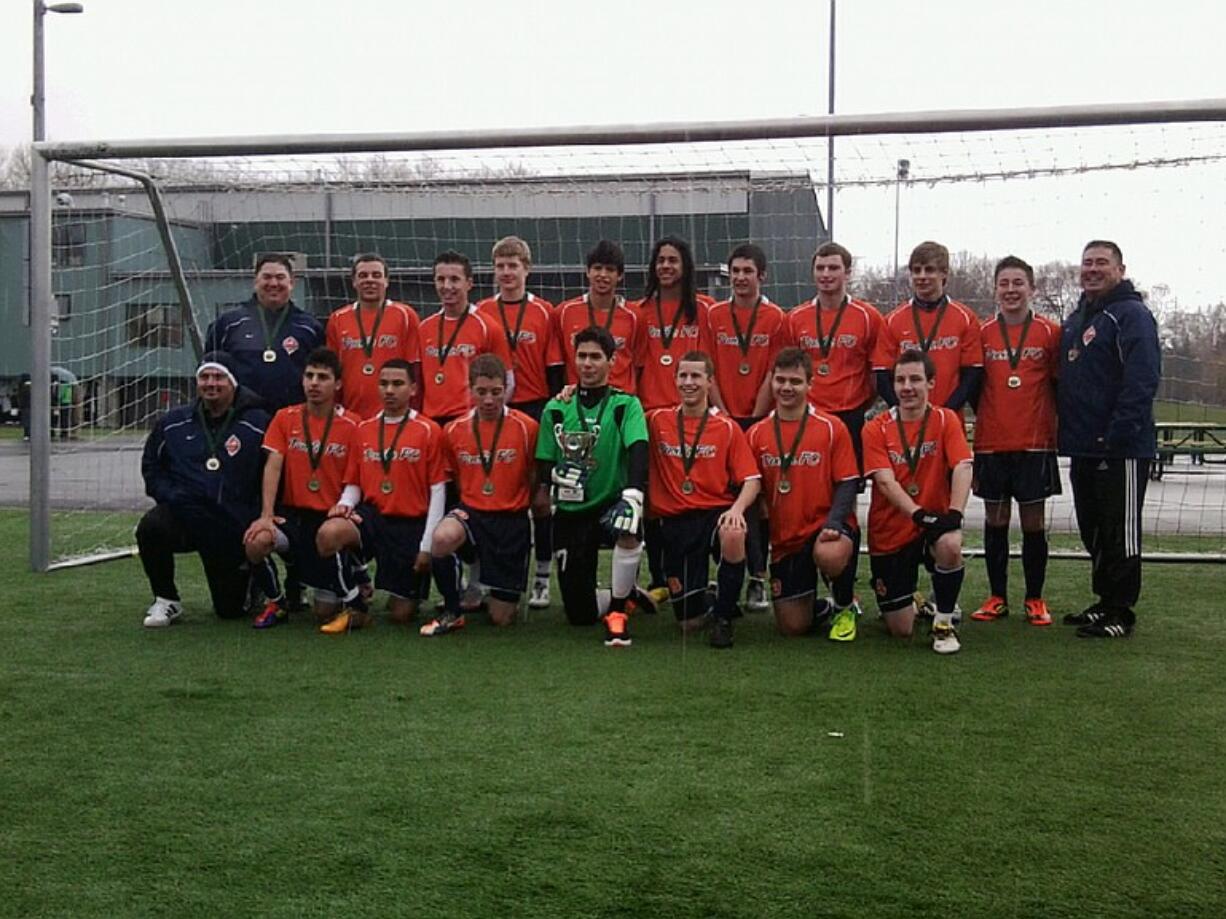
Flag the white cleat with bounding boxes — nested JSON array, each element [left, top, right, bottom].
[[143, 598, 183, 629], [528, 578, 551, 609]]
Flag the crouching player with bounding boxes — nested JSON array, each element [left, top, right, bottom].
[[315, 359, 447, 632], [425, 355, 539, 635], [747, 349, 862, 641], [243, 347, 360, 627], [647, 351, 760, 649], [535, 326, 649, 647], [862, 349, 972, 654]]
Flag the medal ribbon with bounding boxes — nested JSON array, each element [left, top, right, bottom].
[[586, 296, 619, 333], [256, 303, 292, 354], [910, 298, 950, 353], [998, 310, 1034, 372], [893, 406, 932, 486], [377, 413, 413, 477], [497, 296, 530, 354], [675, 407, 711, 482], [472, 409, 507, 484], [300, 405, 335, 475], [436, 309, 471, 372], [354, 300, 387, 360], [196, 404, 237, 465], [771, 407, 810, 479], [729, 297, 762, 361], [815, 296, 849, 359], [654, 296, 688, 354]]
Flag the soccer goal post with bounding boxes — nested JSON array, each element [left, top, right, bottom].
[[23, 99, 1226, 570]]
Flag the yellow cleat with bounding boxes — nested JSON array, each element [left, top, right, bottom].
[[319, 609, 374, 635]]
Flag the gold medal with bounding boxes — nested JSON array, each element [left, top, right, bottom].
[[660, 354, 673, 366], [1007, 374, 1022, 389], [362, 362, 375, 376], [482, 480, 495, 496], [738, 361, 751, 376], [434, 371, 445, 385], [906, 482, 920, 497], [380, 479, 394, 495], [777, 477, 792, 494], [262, 349, 277, 363], [307, 478, 321, 492], [205, 457, 221, 472], [817, 362, 831, 377], [681, 478, 695, 495]]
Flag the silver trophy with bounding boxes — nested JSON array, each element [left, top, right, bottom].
[[553, 423, 599, 502]]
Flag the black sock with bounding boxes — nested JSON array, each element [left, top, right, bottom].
[[254, 559, 282, 604], [1022, 529, 1048, 600], [829, 529, 860, 608], [715, 559, 746, 620], [932, 564, 965, 615], [984, 524, 1009, 598], [431, 554, 462, 615]]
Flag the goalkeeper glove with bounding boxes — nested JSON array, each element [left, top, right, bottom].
[[601, 488, 644, 536], [912, 507, 963, 534], [551, 462, 586, 490]]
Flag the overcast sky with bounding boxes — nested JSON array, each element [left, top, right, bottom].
[[2, 0, 1225, 304]]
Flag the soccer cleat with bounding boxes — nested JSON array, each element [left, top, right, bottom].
[[914, 591, 935, 621], [603, 611, 632, 647], [647, 586, 671, 607], [419, 612, 466, 637], [528, 578, 551, 609], [1076, 611, 1134, 639], [252, 601, 287, 629], [971, 596, 1010, 622], [142, 598, 183, 629], [745, 577, 770, 612], [319, 608, 374, 635], [709, 617, 734, 649], [1024, 598, 1053, 627], [828, 603, 859, 642], [931, 623, 962, 655], [1063, 603, 1106, 627], [626, 587, 658, 617]]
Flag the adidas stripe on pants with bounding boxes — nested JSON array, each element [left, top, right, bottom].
[[1069, 457, 1150, 610]]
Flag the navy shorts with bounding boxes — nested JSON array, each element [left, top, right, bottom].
[[275, 506, 335, 592], [353, 502, 430, 601], [448, 504, 532, 600], [973, 451, 1062, 504], [660, 507, 726, 621], [770, 522, 858, 602], [869, 537, 936, 614]]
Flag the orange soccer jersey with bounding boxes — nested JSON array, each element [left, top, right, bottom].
[[325, 300, 421, 420], [474, 294, 559, 404], [263, 404, 359, 512], [419, 307, 512, 421], [862, 405, 972, 555], [554, 295, 639, 393], [975, 312, 1060, 453], [786, 297, 884, 412], [632, 296, 715, 411], [872, 299, 982, 409], [707, 298, 787, 419], [646, 406, 759, 518], [746, 407, 860, 560], [345, 410, 447, 518], [442, 407, 539, 512]]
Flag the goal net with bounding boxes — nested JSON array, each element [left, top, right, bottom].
[[19, 108, 1226, 568]]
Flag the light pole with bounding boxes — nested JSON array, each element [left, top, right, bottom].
[[825, 0, 836, 238], [892, 158, 910, 305], [29, 0, 83, 572]]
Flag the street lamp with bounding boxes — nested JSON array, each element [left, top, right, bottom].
[[892, 158, 911, 305], [32, 1, 85, 142]]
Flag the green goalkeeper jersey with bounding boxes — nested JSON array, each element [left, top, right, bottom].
[[536, 387, 648, 513]]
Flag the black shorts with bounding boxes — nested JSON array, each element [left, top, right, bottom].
[[869, 537, 936, 614], [510, 398, 548, 421], [973, 451, 1062, 504], [660, 507, 726, 620], [448, 504, 531, 600], [833, 407, 867, 473], [552, 504, 617, 559], [275, 506, 334, 591], [732, 416, 763, 432], [353, 502, 430, 601], [770, 522, 858, 602]]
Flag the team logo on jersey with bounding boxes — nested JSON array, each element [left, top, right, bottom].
[[1082, 326, 1097, 346], [224, 434, 242, 456], [282, 336, 299, 355]]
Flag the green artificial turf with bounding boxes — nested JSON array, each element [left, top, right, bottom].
[[1, 508, 1224, 918]]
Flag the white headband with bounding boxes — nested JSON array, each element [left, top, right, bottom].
[[196, 361, 237, 387]]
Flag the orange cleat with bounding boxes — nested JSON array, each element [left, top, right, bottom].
[[1024, 598, 1053, 627], [971, 596, 1009, 622]]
